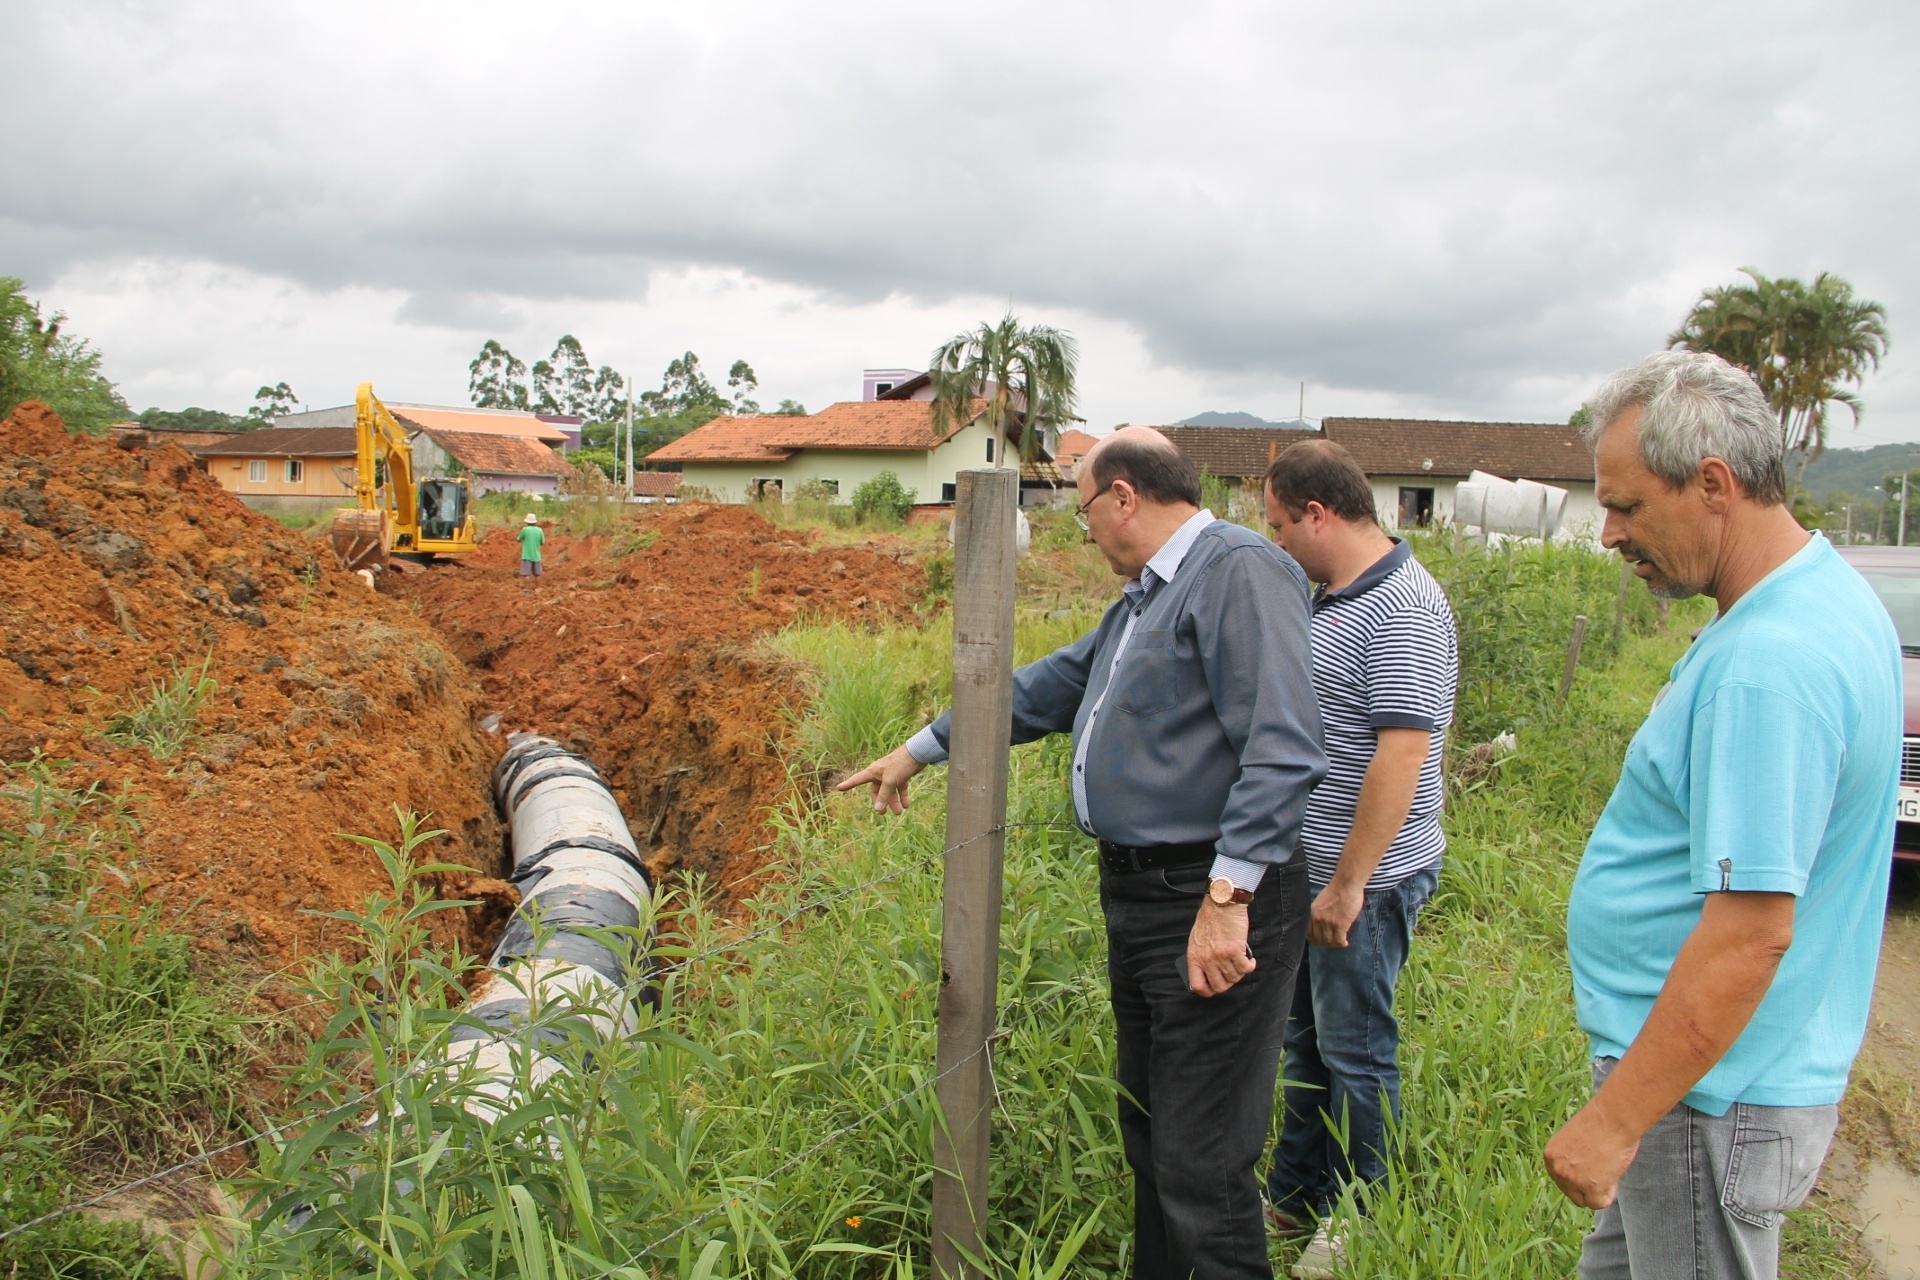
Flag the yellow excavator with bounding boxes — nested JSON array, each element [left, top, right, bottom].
[[330, 383, 479, 571]]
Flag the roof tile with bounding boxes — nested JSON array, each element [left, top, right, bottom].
[[1322, 418, 1593, 482], [649, 400, 990, 462], [648, 415, 800, 463], [631, 471, 683, 497], [425, 429, 572, 477], [189, 428, 358, 458], [1155, 426, 1322, 478], [389, 405, 569, 444]]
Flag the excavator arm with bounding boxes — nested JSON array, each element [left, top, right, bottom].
[[355, 383, 418, 531], [332, 382, 478, 571]]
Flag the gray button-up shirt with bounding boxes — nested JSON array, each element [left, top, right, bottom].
[[907, 514, 1326, 880]]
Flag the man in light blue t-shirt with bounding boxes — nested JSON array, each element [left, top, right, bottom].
[[1545, 351, 1899, 1280]]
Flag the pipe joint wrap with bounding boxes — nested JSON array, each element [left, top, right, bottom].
[[451, 733, 656, 1117]]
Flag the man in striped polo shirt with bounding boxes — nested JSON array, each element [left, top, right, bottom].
[[1259, 440, 1458, 1274]]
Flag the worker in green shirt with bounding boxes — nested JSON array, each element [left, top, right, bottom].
[[517, 512, 545, 593]]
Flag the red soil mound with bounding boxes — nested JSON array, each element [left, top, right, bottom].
[[0, 405, 502, 970], [397, 503, 927, 894]]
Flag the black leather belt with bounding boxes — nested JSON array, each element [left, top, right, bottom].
[[1097, 839, 1215, 873]]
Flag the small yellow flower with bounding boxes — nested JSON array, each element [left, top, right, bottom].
[[846, 1217, 863, 1229]]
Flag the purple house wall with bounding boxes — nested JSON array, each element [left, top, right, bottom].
[[535, 414, 584, 453]]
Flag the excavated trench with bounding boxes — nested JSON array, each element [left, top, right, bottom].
[[0, 404, 504, 971], [393, 503, 929, 904], [0, 402, 927, 980]]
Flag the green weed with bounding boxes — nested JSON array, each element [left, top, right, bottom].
[[769, 621, 950, 771], [104, 656, 216, 760], [608, 527, 661, 558], [0, 762, 249, 1278]]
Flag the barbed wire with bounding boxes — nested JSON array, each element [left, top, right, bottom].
[[656, 819, 1084, 977], [0, 816, 1091, 1251], [596, 968, 1108, 1279]]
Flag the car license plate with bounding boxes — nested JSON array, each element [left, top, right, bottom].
[[1900, 786, 1920, 823]]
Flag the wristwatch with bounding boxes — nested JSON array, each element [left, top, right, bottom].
[[1207, 877, 1254, 906]]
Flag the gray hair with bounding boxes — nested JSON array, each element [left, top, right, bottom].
[[1580, 350, 1785, 506]]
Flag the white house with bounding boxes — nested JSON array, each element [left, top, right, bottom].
[[648, 371, 1063, 507]]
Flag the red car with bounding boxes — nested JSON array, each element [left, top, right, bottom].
[[1838, 545, 1920, 864]]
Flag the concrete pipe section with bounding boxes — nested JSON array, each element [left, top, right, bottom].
[[454, 733, 654, 1118]]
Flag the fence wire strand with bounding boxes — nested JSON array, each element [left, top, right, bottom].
[[600, 968, 1106, 1279], [659, 819, 1081, 976], [0, 816, 1092, 1254]]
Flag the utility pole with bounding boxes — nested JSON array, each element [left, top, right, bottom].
[[625, 389, 635, 499], [1844, 505, 1853, 547], [1902, 475, 1910, 548], [932, 468, 1016, 1280], [1299, 380, 1305, 424]]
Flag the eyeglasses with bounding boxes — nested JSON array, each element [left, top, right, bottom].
[[1074, 483, 1115, 532]]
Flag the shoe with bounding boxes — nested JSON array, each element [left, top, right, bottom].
[[1262, 1199, 1314, 1240], [1289, 1222, 1345, 1279]]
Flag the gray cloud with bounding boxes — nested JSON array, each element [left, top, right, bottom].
[[3, 0, 1916, 427]]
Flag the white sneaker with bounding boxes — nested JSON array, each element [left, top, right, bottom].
[[1290, 1221, 1345, 1279]]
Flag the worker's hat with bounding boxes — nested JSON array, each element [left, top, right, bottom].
[[523, 512, 538, 525]]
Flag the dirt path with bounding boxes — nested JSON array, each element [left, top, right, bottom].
[[1823, 863, 1920, 1277]]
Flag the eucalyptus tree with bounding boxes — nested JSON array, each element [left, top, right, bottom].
[[1669, 269, 1890, 472], [928, 313, 1079, 463]]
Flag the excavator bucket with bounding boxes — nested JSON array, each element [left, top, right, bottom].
[[331, 508, 389, 572]]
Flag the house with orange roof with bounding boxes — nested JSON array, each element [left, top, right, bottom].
[[650, 391, 1062, 507], [1053, 428, 1104, 480], [261, 400, 577, 498], [189, 428, 360, 513], [274, 401, 572, 446]]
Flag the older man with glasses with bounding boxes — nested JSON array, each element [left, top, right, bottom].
[[841, 427, 1327, 1280]]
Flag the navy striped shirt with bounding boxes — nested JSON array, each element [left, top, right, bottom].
[[1302, 540, 1457, 890]]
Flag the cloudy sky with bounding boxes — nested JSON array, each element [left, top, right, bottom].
[[5, 0, 1916, 442]]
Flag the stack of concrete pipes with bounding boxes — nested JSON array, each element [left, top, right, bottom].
[[1454, 469, 1570, 541], [451, 733, 654, 1118]]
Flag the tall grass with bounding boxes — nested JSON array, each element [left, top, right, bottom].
[[0, 763, 250, 1278]]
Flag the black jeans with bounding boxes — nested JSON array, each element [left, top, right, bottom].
[[1102, 857, 1309, 1280]]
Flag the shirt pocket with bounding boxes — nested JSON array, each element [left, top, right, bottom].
[[1112, 631, 1192, 716]]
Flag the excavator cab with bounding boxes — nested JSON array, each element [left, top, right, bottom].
[[417, 478, 469, 542], [331, 384, 479, 571]]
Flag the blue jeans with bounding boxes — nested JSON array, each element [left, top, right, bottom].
[[1265, 865, 1436, 1218]]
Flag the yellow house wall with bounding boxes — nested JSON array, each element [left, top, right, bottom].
[[209, 454, 357, 499], [676, 420, 1017, 505]]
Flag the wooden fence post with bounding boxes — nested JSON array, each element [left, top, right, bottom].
[[1558, 614, 1589, 705], [932, 468, 1017, 1280]]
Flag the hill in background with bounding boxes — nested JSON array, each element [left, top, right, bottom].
[[1176, 410, 1314, 428], [1800, 442, 1920, 504]]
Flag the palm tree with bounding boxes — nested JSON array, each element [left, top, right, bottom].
[[928, 313, 1079, 463], [1669, 269, 1890, 474]]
